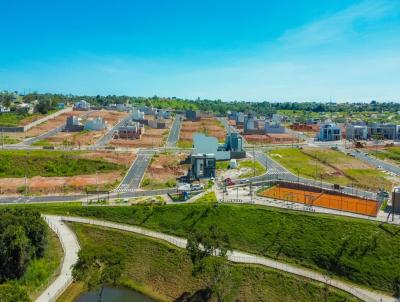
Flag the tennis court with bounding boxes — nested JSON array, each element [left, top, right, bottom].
[[260, 185, 379, 216]]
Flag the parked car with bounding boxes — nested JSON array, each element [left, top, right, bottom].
[[191, 184, 204, 191]]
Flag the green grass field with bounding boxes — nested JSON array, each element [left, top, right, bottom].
[[59, 222, 359, 302], [0, 150, 125, 178], [373, 147, 400, 164], [238, 159, 267, 178], [268, 148, 392, 191], [194, 191, 217, 203], [12, 203, 400, 295], [0, 110, 59, 127]]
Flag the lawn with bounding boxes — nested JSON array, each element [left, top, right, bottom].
[[176, 140, 193, 148], [59, 222, 359, 302], [194, 191, 217, 203], [0, 150, 125, 178], [0, 110, 59, 127], [14, 203, 400, 295], [268, 148, 392, 191], [373, 147, 400, 164], [0, 135, 22, 144], [238, 159, 266, 178]]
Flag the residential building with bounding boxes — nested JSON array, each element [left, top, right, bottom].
[[265, 121, 285, 134], [148, 119, 166, 129], [64, 116, 84, 132], [115, 122, 144, 139], [84, 117, 107, 131], [346, 125, 368, 140], [186, 109, 201, 121], [318, 123, 341, 141], [189, 153, 216, 179], [74, 100, 90, 111]]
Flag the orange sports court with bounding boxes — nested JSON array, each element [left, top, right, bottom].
[[260, 185, 379, 216]]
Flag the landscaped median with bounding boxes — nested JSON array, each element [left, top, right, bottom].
[[8, 202, 400, 297]]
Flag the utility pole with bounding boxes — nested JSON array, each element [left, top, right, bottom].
[[252, 145, 256, 177]]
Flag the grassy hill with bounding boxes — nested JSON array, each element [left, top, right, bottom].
[[0, 150, 125, 178], [16, 203, 400, 295], [58, 222, 359, 302]]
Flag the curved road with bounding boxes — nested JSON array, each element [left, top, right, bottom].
[[46, 215, 396, 302]]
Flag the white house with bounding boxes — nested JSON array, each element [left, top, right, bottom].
[[84, 117, 107, 131]]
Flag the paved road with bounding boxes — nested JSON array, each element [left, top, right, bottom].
[[116, 150, 155, 191], [0, 187, 177, 204], [166, 114, 181, 147], [59, 215, 395, 302], [93, 114, 132, 147], [37, 215, 80, 302], [343, 148, 400, 176], [23, 124, 66, 145]]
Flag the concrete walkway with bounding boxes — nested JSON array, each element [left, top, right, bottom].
[[36, 215, 80, 302], [53, 215, 397, 302]]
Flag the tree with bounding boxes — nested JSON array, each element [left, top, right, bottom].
[[0, 283, 31, 302], [34, 99, 52, 114], [186, 225, 240, 301], [73, 247, 125, 302], [0, 225, 32, 281]]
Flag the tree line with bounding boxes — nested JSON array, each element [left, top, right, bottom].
[[0, 208, 48, 302], [2, 91, 400, 116]]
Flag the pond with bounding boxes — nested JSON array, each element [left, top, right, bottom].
[[76, 286, 156, 302]]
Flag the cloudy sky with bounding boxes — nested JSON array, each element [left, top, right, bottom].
[[1, 0, 399, 101]]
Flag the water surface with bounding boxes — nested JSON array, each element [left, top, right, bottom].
[[76, 286, 156, 302]]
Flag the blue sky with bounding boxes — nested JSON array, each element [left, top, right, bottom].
[[0, 0, 399, 101]]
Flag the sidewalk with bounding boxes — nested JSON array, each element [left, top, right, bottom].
[[36, 216, 80, 302]]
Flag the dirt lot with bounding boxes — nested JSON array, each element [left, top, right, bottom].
[[141, 152, 188, 189], [79, 150, 135, 167], [0, 172, 121, 195], [40, 110, 128, 147], [0, 150, 134, 195], [146, 152, 188, 182], [110, 118, 172, 148], [179, 117, 226, 145], [244, 134, 296, 145], [4, 111, 87, 140]]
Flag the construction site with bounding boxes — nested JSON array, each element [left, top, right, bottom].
[[260, 183, 380, 216], [178, 117, 226, 147]]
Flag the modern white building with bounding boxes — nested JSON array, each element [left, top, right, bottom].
[[132, 109, 145, 121], [84, 117, 107, 131]]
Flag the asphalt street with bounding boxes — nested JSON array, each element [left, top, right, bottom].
[[343, 148, 400, 176], [116, 150, 155, 191], [93, 114, 132, 147], [166, 114, 181, 147]]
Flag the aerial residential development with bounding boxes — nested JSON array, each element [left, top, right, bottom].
[[1, 1, 400, 302]]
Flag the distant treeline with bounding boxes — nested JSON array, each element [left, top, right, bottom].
[[1, 91, 399, 116]]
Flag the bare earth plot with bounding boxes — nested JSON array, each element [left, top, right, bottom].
[[39, 110, 128, 147], [178, 117, 226, 147], [0, 150, 134, 195], [4, 111, 86, 141], [141, 152, 188, 189], [110, 116, 172, 148]]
